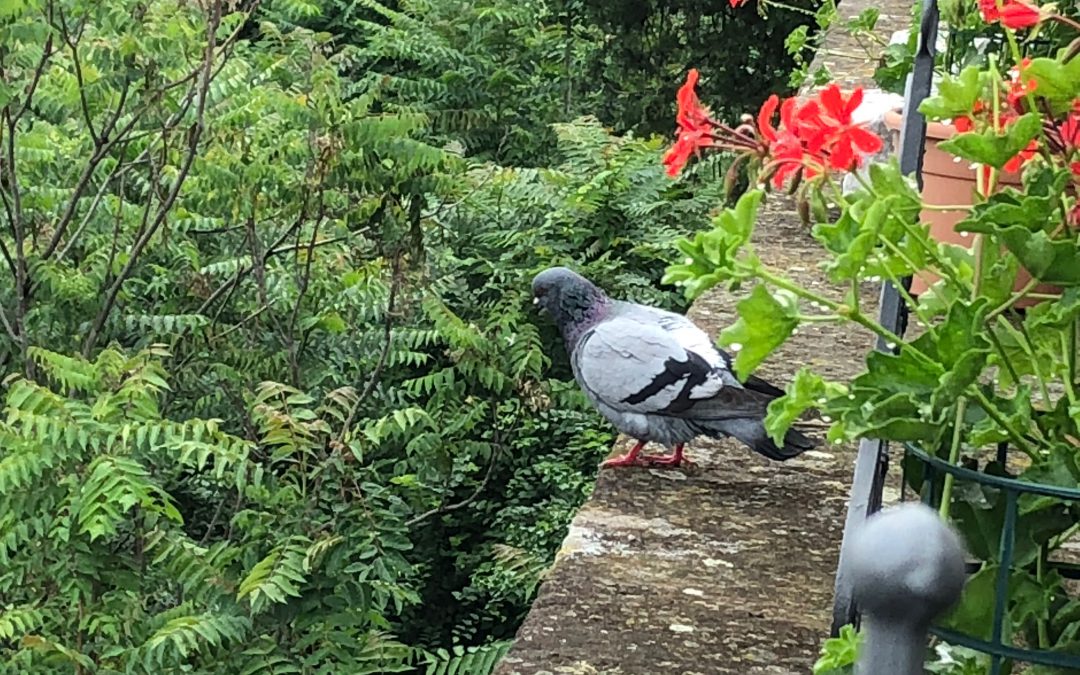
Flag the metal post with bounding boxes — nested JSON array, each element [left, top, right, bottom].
[[850, 503, 966, 675], [830, 0, 940, 636]]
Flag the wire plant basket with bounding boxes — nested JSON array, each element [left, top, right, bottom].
[[903, 444, 1080, 674]]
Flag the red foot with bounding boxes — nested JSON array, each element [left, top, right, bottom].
[[640, 444, 690, 467], [601, 443, 691, 468], [600, 441, 647, 468]]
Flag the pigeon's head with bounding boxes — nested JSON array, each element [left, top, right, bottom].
[[531, 267, 608, 337]]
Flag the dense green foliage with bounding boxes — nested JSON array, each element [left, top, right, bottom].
[[0, 0, 812, 670]]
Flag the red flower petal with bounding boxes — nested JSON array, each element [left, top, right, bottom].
[[979, 0, 1001, 21], [757, 95, 780, 143], [663, 139, 695, 177], [849, 126, 883, 154], [999, 0, 1041, 29]]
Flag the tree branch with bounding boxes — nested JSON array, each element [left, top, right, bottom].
[[404, 444, 501, 528], [56, 154, 138, 262], [0, 302, 18, 344], [338, 254, 401, 444], [57, 7, 98, 144], [82, 0, 223, 356], [286, 192, 324, 387]]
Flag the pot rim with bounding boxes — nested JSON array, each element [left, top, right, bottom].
[[883, 108, 960, 142]]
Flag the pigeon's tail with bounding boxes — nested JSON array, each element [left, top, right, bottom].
[[693, 417, 817, 461]]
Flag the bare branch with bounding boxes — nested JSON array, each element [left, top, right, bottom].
[[12, 32, 56, 123], [82, 0, 223, 356], [0, 302, 18, 344], [0, 237, 14, 279], [286, 197, 323, 386], [404, 445, 501, 528], [338, 254, 401, 443], [4, 106, 29, 373], [56, 155, 139, 262], [57, 7, 98, 143]]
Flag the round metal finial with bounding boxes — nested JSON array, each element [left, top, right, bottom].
[[848, 503, 967, 674]]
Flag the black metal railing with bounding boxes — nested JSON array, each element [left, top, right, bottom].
[[830, 0, 939, 636], [907, 445, 1080, 675]]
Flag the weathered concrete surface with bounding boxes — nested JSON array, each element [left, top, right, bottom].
[[497, 0, 913, 672]]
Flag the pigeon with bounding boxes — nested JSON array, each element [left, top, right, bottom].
[[531, 266, 817, 468]]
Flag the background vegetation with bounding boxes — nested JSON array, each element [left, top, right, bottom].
[[0, 0, 814, 670]]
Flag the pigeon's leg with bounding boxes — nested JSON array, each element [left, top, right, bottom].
[[600, 440, 648, 468], [640, 444, 691, 467]]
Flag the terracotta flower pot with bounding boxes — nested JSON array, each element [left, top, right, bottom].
[[882, 109, 1061, 307]]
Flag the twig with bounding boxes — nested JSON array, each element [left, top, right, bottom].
[[286, 191, 324, 387], [211, 305, 270, 341], [56, 155, 138, 262], [0, 303, 17, 343], [0, 237, 14, 280], [82, 0, 223, 356], [58, 7, 99, 144], [405, 443, 501, 528], [338, 255, 401, 444]]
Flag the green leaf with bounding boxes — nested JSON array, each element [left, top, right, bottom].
[[919, 66, 983, 120], [812, 624, 861, 675], [961, 223, 1080, 285], [663, 189, 764, 300], [938, 563, 1056, 644], [717, 284, 799, 381], [930, 298, 992, 408], [1023, 56, 1080, 115], [937, 113, 1042, 169], [764, 368, 846, 446], [969, 385, 1032, 446]]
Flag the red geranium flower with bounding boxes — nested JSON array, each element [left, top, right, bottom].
[[675, 69, 711, 131], [805, 85, 884, 171], [1004, 138, 1038, 173], [663, 69, 717, 176], [757, 95, 824, 188], [1060, 108, 1080, 150], [980, 0, 1043, 28], [999, 0, 1041, 28], [729, 0, 749, 7]]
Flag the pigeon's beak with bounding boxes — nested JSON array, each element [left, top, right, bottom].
[[532, 296, 545, 313]]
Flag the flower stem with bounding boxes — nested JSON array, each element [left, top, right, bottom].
[[971, 387, 1037, 459], [987, 277, 1041, 320], [987, 327, 1023, 386], [939, 397, 967, 520], [1037, 545, 1050, 649], [1068, 320, 1079, 404]]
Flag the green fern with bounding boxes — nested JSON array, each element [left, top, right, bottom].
[[421, 640, 514, 675], [237, 538, 311, 613]]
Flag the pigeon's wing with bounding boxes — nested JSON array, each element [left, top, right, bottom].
[[642, 307, 726, 370], [626, 302, 787, 398], [715, 348, 787, 398], [575, 317, 767, 419]]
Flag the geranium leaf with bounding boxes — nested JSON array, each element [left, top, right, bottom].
[[1023, 56, 1080, 115], [918, 66, 983, 120], [717, 283, 799, 381], [937, 113, 1042, 169], [764, 368, 846, 447], [663, 189, 764, 299]]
